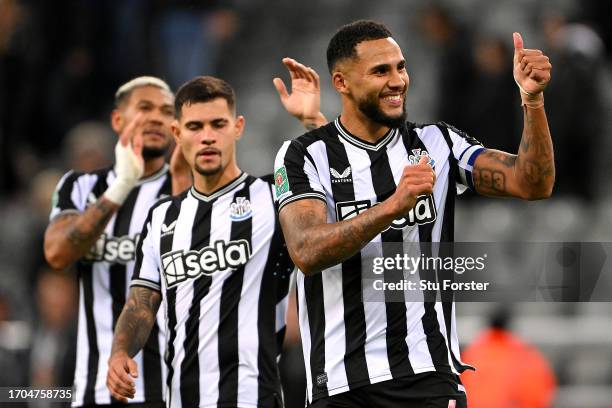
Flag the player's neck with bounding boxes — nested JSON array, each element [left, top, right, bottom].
[[193, 163, 242, 195], [340, 105, 390, 143], [142, 156, 166, 178]]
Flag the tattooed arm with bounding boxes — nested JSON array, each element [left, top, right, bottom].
[[473, 32, 554, 200], [44, 197, 119, 270], [280, 157, 435, 275], [107, 286, 161, 402], [473, 105, 554, 199]]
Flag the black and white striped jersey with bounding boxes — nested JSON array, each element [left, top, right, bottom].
[[131, 173, 293, 408], [49, 164, 170, 407], [273, 118, 484, 403]]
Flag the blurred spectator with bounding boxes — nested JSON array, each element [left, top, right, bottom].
[[279, 289, 306, 408], [461, 306, 557, 408], [465, 35, 520, 154], [0, 290, 29, 392], [29, 267, 77, 390], [61, 121, 114, 172], [541, 14, 605, 200], [419, 4, 475, 129], [152, 0, 240, 88]]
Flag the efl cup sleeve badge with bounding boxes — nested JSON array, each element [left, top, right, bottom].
[[408, 148, 435, 168], [274, 166, 290, 199]]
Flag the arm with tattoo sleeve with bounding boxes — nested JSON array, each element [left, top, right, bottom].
[[107, 286, 161, 402], [472, 32, 554, 200], [280, 157, 435, 275], [44, 198, 119, 270]]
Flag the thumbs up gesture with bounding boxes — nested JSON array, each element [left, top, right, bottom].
[[513, 32, 552, 97]]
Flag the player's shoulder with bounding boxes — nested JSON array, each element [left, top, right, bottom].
[[408, 121, 470, 137], [289, 121, 334, 150], [148, 189, 187, 218]]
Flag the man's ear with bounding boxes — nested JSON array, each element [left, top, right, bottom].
[[110, 110, 123, 134], [332, 71, 349, 95], [171, 119, 181, 144], [234, 115, 245, 140]]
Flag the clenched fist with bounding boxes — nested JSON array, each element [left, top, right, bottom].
[[389, 156, 436, 217]]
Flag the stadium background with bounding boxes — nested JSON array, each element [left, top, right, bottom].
[[0, 0, 610, 407]]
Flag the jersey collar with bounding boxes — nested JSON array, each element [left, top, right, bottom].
[[334, 117, 398, 151], [189, 172, 248, 202]]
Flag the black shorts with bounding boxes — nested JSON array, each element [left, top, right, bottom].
[[308, 372, 467, 408]]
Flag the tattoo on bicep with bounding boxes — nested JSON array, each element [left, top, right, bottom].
[[305, 123, 318, 131], [473, 168, 506, 193]]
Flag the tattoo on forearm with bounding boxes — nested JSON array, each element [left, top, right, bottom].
[[112, 287, 161, 357], [66, 199, 115, 248], [516, 105, 555, 190], [287, 201, 392, 273]]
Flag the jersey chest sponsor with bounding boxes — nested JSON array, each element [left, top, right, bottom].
[[336, 195, 437, 229], [84, 233, 141, 264], [161, 239, 251, 288]]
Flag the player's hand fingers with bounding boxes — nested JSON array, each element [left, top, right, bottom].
[[273, 78, 289, 101], [519, 55, 550, 71], [411, 182, 434, 195], [120, 112, 143, 147], [107, 382, 129, 404], [282, 58, 299, 80], [109, 363, 135, 389], [308, 67, 320, 89], [107, 368, 135, 398], [292, 60, 309, 80], [132, 127, 143, 157], [126, 358, 139, 378]]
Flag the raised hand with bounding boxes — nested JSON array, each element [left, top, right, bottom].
[[513, 32, 552, 98], [105, 113, 145, 205], [273, 58, 326, 129]]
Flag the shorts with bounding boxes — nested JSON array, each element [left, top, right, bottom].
[[307, 372, 467, 408]]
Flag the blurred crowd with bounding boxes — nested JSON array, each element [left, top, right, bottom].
[[0, 0, 610, 407]]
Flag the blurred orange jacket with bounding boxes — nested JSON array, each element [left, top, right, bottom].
[[461, 328, 557, 408]]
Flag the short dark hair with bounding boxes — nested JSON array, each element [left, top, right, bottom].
[[326, 20, 393, 73], [174, 76, 236, 118]]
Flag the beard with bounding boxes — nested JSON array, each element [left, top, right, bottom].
[[357, 92, 407, 129], [142, 145, 169, 159]]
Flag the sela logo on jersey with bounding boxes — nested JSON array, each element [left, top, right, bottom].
[[84, 233, 141, 264], [230, 197, 252, 221], [161, 239, 251, 287], [336, 195, 437, 229], [408, 148, 435, 168], [330, 166, 352, 183]]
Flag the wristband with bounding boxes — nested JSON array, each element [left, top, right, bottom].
[[104, 177, 136, 205]]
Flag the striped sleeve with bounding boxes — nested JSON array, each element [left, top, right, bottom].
[[49, 170, 91, 220], [443, 123, 485, 193], [131, 206, 162, 292], [273, 140, 326, 211]]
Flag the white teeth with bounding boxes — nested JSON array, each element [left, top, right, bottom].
[[384, 95, 401, 101]]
